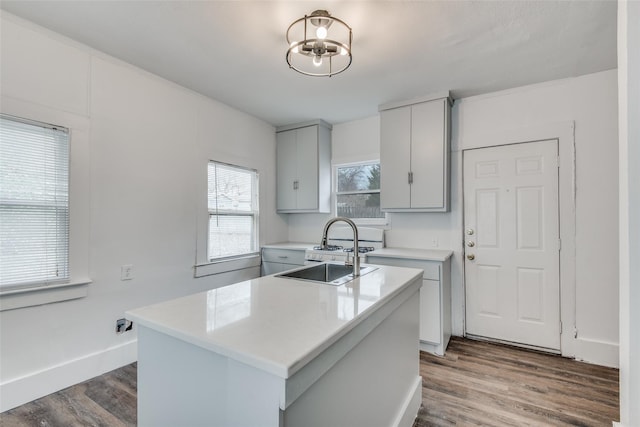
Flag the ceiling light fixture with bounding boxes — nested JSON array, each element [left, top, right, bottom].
[[286, 10, 352, 77]]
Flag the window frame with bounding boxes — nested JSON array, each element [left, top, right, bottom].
[[1, 114, 70, 290], [0, 101, 91, 311], [206, 160, 260, 262], [333, 160, 388, 226]]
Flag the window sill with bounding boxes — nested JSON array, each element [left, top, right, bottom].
[[194, 254, 261, 278], [0, 280, 91, 312]]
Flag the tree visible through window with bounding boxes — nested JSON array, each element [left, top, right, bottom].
[[336, 162, 383, 219], [207, 161, 259, 260]]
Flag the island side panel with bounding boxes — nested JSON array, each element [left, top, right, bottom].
[[283, 282, 421, 427], [136, 326, 283, 427]]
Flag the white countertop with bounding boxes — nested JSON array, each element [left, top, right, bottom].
[[368, 247, 453, 262], [127, 263, 422, 379], [261, 242, 316, 250]]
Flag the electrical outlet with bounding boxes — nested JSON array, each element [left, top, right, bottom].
[[431, 238, 439, 248], [116, 318, 133, 334], [120, 264, 134, 281]]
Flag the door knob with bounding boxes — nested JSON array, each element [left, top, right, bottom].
[[467, 241, 475, 247], [467, 254, 475, 261], [466, 228, 474, 235]]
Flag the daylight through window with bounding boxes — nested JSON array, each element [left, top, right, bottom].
[[335, 162, 384, 220], [207, 161, 259, 260], [0, 115, 70, 290]]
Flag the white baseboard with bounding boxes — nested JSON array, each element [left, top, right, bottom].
[[574, 336, 619, 368], [0, 340, 137, 412], [392, 375, 423, 427]]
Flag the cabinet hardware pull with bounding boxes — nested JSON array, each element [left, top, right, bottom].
[[408, 171, 414, 184]]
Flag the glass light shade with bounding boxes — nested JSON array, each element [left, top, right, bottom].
[[316, 26, 328, 39], [313, 55, 323, 67]]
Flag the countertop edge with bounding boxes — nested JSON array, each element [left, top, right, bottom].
[[126, 265, 424, 381], [285, 268, 423, 378], [261, 242, 316, 250], [368, 247, 453, 262]]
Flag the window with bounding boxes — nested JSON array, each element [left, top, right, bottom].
[[0, 115, 70, 290], [207, 161, 259, 260], [335, 161, 385, 222]]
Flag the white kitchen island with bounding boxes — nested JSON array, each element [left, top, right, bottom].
[[127, 263, 423, 427]]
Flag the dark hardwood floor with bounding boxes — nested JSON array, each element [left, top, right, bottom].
[[1, 337, 619, 426]]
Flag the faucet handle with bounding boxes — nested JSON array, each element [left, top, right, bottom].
[[345, 252, 353, 267], [319, 237, 327, 250]]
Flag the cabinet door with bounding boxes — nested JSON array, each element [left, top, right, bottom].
[[276, 130, 298, 211], [411, 99, 445, 209], [420, 279, 441, 344], [380, 106, 411, 210], [294, 125, 319, 210]]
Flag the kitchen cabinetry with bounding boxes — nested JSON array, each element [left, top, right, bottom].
[[379, 93, 451, 212], [276, 120, 331, 213], [367, 248, 452, 355], [127, 265, 422, 427], [261, 246, 308, 275]]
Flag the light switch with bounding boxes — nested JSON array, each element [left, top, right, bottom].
[[121, 264, 134, 281]]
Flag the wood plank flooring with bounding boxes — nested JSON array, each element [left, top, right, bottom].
[[0, 337, 618, 426], [416, 337, 619, 426]]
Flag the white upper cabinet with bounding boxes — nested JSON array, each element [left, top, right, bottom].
[[379, 94, 451, 212], [276, 120, 331, 213]]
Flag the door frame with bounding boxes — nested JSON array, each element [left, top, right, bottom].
[[460, 121, 576, 358]]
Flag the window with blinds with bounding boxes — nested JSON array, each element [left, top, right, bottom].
[[0, 115, 70, 290], [207, 161, 259, 260]]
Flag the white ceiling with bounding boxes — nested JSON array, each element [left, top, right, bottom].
[[0, 1, 617, 127]]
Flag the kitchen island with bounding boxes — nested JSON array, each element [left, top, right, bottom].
[[127, 263, 423, 427]]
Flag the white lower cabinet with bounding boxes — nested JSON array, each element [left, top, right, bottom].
[[367, 250, 452, 355], [261, 247, 306, 276]]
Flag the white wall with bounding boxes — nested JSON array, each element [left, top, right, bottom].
[[617, 0, 639, 424], [0, 12, 287, 411], [455, 70, 619, 366], [288, 69, 620, 367]]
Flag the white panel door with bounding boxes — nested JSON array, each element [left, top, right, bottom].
[[295, 125, 319, 210], [380, 106, 411, 209], [464, 140, 560, 350], [276, 130, 297, 210], [411, 99, 445, 209]]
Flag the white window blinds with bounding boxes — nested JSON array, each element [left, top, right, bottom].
[[0, 115, 70, 290], [207, 161, 258, 260]]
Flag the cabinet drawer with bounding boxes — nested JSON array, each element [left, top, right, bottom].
[[366, 256, 440, 280], [261, 248, 306, 265]]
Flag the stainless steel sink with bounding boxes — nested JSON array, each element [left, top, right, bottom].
[[276, 262, 377, 286]]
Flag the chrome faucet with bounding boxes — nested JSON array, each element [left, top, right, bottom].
[[320, 217, 360, 277]]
